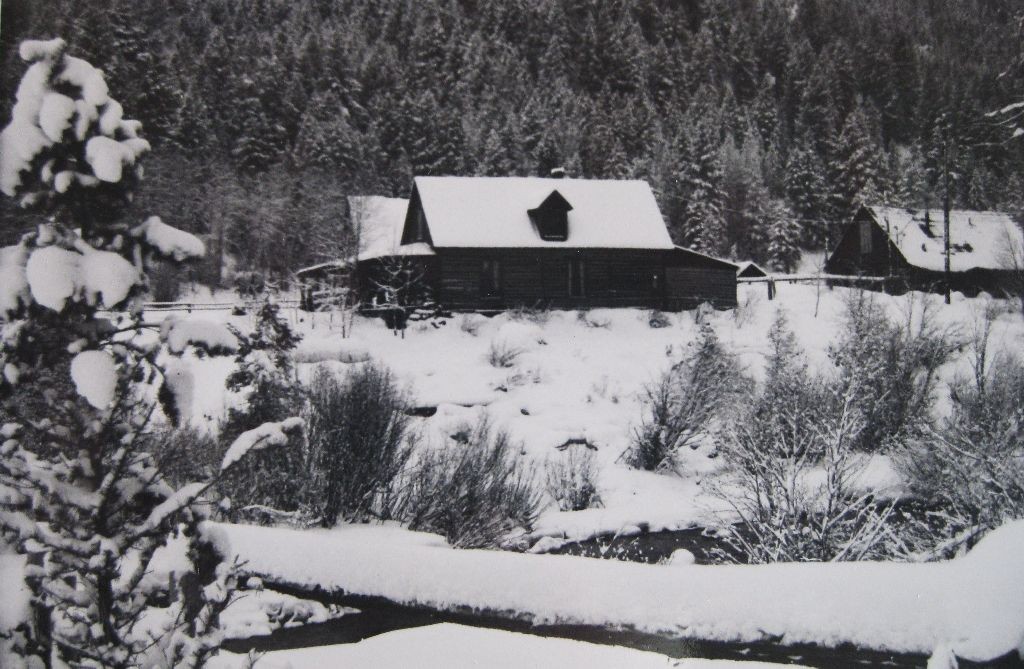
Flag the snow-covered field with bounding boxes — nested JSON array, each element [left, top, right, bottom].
[[173, 283, 1024, 542]]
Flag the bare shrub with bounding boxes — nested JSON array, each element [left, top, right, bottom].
[[733, 289, 761, 329], [306, 363, 415, 525], [508, 303, 551, 325], [647, 310, 672, 328], [626, 321, 744, 472], [829, 291, 960, 452], [545, 448, 603, 511], [898, 337, 1024, 558], [714, 383, 893, 563], [394, 419, 542, 548], [487, 339, 523, 368], [151, 425, 220, 487], [577, 310, 611, 328]]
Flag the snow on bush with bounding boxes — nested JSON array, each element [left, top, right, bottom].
[[220, 417, 304, 471], [25, 245, 79, 310], [70, 349, 118, 408]]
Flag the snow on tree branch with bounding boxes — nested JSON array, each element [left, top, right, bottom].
[[133, 216, 206, 262], [220, 417, 304, 472]]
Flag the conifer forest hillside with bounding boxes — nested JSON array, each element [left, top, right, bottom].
[[2, 0, 1023, 279]]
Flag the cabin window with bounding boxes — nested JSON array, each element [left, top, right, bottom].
[[859, 220, 873, 254], [481, 259, 502, 297], [569, 258, 585, 297]]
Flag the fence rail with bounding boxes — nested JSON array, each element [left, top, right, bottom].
[[143, 299, 301, 312]]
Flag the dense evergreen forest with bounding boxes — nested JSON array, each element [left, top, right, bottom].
[[2, 0, 1023, 282]]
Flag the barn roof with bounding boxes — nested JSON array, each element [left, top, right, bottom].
[[350, 195, 434, 261], [736, 261, 767, 277], [866, 205, 1024, 273], [412, 176, 674, 250]]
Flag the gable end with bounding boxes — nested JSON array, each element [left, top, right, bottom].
[[400, 186, 433, 246]]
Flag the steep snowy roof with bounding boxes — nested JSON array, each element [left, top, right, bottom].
[[413, 177, 674, 250], [867, 206, 1024, 272], [350, 195, 433, 261]]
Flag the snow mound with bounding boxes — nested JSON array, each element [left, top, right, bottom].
[[220, 417, 303, 471], [136, 216, 205, 261], [210, 622, 800, 669], [161, 317, 238, 354], [70, 350, 117, 408]]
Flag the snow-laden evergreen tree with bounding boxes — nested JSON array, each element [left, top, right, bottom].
[[828, 101, 887, 230], [765, 200, 802, 273], [784, 132, 829, 247], [0, 39, 302, 667], [219, 301, 307, 520]]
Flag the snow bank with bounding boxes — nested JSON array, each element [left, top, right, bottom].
[[206, 520, 1024, 661], [70, 349, 118, 408], [211, 622, 802, 669], [292, 339, 370, 364]]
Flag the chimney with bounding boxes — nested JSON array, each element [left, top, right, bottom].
[[549, 167, 566, 179]]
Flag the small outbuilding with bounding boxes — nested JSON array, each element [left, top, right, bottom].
[[736, 261, 768, 279], [825, 205, 1024, 296]]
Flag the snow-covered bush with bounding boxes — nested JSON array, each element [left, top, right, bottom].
[[627, 321, 743, 471], [0, 40, 300, 667], [218, 301, 307, 520], [829, 292, 959, 452], [545, 447, 603, 512], [306, 363, 414, 525], [394, 418, 542, 549], [899, 341, 1024, 558], [713, 314, 892, 563], [715, 384, 892, 563]]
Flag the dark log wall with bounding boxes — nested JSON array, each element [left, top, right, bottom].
[[666, 267, 737, 309], [431, 248, 736, 311]]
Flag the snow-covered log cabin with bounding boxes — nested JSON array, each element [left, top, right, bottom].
[[299, 176, 737, 312], [825, 205, 1024, 297]]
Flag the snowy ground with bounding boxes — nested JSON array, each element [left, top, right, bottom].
[[170, 282, 1024, 543], [211, 623, 811, 669]]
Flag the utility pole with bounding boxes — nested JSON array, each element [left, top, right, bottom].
[[943, 136, 952, 305]]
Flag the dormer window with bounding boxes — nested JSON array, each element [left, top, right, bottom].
[[528, 190, 572, 241]]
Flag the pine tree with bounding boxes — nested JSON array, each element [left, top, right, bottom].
[[219, 301, 306, 518], [785, 131, 829, 247], [0, 39, 301, 666], [829, 101, 886, 230]]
